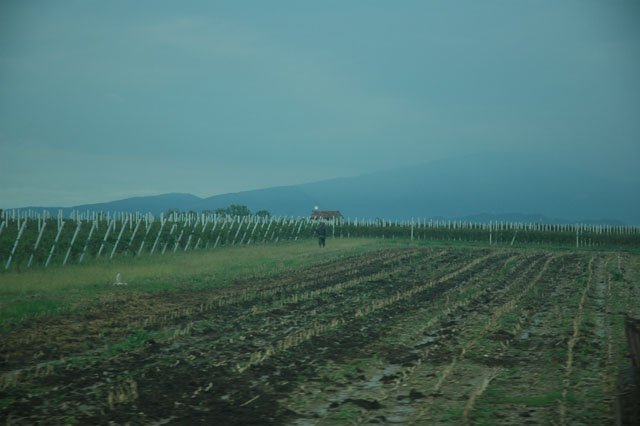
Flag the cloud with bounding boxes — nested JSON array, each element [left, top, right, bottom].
[[112, 15, 426, 135], [105, 92, 124, 102]]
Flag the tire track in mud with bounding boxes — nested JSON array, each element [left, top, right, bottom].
[[460, 253, 640, 426], [292, 252, 554, 425], [389, 254, 560, 425], [461, 368, 501, 424], [558, 255, 627, 425], [559, 256, 595, 426], [284, 253, 539, 425], [604, 256, 615, 402], [461, 253, 613, 425], [456, 254, 589, 424]]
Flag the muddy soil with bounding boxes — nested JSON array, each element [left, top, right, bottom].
[[0, 247, 423, 371], [1, 247, 638, 425]]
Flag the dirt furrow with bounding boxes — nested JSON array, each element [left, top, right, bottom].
[[0, 248, 437, 374], [464, 254, 625, 425], [2, 247, 633, 425], [559, 256, 594, 425], [0, 248, 495, 423], [283, 253, 543, 425]]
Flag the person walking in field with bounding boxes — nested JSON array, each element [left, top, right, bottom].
[[315, 222, 327, 248]]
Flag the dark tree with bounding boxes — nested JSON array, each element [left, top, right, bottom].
[[228, 205, 251, 217]]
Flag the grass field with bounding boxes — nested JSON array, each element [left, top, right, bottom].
[[1, 239, 639, 424], [0, 239, 387, 328]]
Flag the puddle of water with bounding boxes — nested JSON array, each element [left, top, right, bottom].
[[411, 336, 439, 351], [362, 364, 402, 389], [518, 312, 543, 341], [378, 405, 415, 424], [149, 416, 176, 426], [288, 364, 403, 425]]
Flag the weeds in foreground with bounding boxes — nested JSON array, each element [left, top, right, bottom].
[[107, 329, 151, 355]]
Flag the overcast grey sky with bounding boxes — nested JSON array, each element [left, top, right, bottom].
[[1, 1, 639, 208]]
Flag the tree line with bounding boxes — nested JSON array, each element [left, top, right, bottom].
[[166, 205, 270, 218]]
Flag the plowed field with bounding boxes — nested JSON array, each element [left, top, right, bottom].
[[1, 246, 639, 425]]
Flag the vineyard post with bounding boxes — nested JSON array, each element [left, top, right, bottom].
[[110, 216, 129, 259], [278, 217, 287, 242], [149, 219, 167, 255], [96, 219, 115, 258], [222, 217, 234, 245], [291, 217, 299, 239], [232, 216, 245, 245], [411, 218, 414, 241], [79, 221, 97, 263], [294, 218, 303, 241], [510, 229, 518, 246], [126, 218, 142, 254], [183, 216, 199, 251], [194, 220, 209, 250], [205, 220, 219, 248], [489, 221, 492, 245], [263, 218, 273, 243], [270, 218, 277, 242], [27, 221, 47, 267], [576, 226, 579, 248], [217, 220, 228, 246], [256, 217, 267, 242], [239, 222, 249, 245], [161, 224, 177, 254], [63, 221, 82, 265], [285, 217, 294, 240], [172, 227, 185, 253], [282, 217, 290, 241], [45, 221, 65, 267], [247, 219, 259, 244], [136, 218, 154, 256], [184, 233, 193, 251], [0, 220, 6, 237], [271, 220, 278, 242], [5, 220, 27, 270]]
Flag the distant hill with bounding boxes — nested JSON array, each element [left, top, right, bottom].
[[12, 153, 640, 225]]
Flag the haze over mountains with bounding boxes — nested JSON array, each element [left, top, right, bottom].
[[14, 153, 640, 225]]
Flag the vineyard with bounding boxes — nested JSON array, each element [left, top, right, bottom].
[[1, 209, 640, 271], [1, 242, 639, 424]]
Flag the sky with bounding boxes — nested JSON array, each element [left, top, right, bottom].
[[1, 1, 639, 208]]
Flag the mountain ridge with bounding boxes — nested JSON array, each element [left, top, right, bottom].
[[7, 153, 639, 225]]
